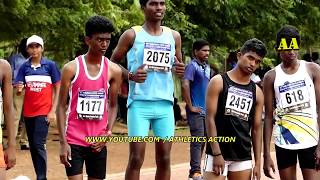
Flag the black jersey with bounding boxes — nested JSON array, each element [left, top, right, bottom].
[[206, 73, 256, 161]]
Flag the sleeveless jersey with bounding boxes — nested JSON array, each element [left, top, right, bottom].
[[126, 26, 176, 106], [206, 73, 256, 161], [66, 55, 109, 147], [273, 60, 319, 149]]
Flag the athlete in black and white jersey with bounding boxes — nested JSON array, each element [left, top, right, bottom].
[[204, 38, 267, 180]]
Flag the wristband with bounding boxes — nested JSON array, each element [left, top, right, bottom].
[[212, 153, 222, 157], [128, 72, 135, 81]]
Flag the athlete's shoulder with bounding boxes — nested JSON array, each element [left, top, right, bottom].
[[0, 59, 10, 67], [62, 59, 77, 76], [263, 68, 276, 82], [108, 60, 122, 73], [209, 74, 223, 87]]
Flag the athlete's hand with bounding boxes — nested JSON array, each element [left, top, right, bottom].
[[263, 155, 276, 178], [252, 164, 261, 180], [47, 110, 56, 125], [132, 64, 147, 83], [60, 143, 72, 167], [212, 155, 225, 176], [91, 142, 105, 153], [4, 146, 16, 170], [189, 106, 202, 113], [172, 56, 185, 78], [315, 145, 320, 170]]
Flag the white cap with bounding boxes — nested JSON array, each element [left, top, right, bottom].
[[26, 35, 44, 47]]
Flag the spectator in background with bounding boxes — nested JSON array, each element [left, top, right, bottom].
[[8, 38, 29, 150], [182, 39, 210, 180]]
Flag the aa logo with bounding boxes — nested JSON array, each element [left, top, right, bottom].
[[277, 38, 299, 50]]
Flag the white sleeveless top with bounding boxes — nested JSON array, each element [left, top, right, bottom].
[[273, 60, 319, 149]]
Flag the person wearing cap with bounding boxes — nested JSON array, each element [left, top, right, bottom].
[[14, 35, 61, 180]]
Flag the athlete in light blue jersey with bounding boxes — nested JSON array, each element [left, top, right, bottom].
[[111, 1, 185, 179]]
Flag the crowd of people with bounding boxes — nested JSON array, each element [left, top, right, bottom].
[[0, 0, 320, 180]]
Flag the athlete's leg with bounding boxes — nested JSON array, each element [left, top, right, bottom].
[[86, 146, 107, 180], [203, 155, 227, 180], [275, 145, 298, 180], [227, 160, 252, 180], [152, 101, 175, 180], [227, 169, 251, 180], [126, 100, 151, 180], [298, 146, 320, 180], [125, 142, 147, 180], [279, 166, 297, 180], [66, 144, 85, 180], [155, 141, 172, 180]]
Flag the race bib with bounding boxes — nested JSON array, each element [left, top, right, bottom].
[[225, 86, 253, 121], [143, 42, 172, 72], [76, 90, 106, 120], [279, 80, 310, 113]]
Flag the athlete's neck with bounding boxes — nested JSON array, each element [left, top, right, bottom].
[[143, 21, 162, 36], [228, 67, 251, 85], [30, 56, 41, 65], [281, 58, 299, 69], [85, 52, 102, 64]]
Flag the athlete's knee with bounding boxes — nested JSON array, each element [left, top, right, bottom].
[[156, 153, 170, 166], [128, 154, 144, 169]]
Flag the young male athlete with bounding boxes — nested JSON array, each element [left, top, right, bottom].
[[0, 59, 16, 179], [57, 16, 122, 180], [111, 0, 185, 179], [204, 38, 266, 180], [263, 25, 320, 180]]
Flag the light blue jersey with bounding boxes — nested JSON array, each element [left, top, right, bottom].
[[127, 26, 176, 107]]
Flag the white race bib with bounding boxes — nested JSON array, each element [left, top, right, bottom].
[[279, 80, 310, 112], [143, 42, 172, 72], [76, 90, 106, 120], [225, 86, 253, 121]]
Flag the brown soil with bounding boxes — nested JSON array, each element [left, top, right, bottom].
[[6, 121, 191, 179]]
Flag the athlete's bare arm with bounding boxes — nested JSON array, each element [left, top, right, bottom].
[[307, 62, 320, 170], [48, 66, 61, 124], [110, 29, 135, 80], [252, 85, 264, 180], [205, 75, 224, 175], [0, 59, 16, 169], [262, 69, 276, 178], [172, 30, 184, 78], [107, 61, 122, 131], [56, 60, 76, 167]]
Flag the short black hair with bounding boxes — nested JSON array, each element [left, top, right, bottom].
[[140, 0, 149, 7], [240, 38, 267, 58], [275, 25, 300, 50], [312, 52, 319, 61], [18, 38, 28, 58], [85, 16, 115, 37], [192, 39, 210, 52]]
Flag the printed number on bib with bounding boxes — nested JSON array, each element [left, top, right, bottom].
[[279, 80, 310, 112], [76, 90, 105, 120], [143, 42, 172, 72], [225, 86, 253, 121]]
